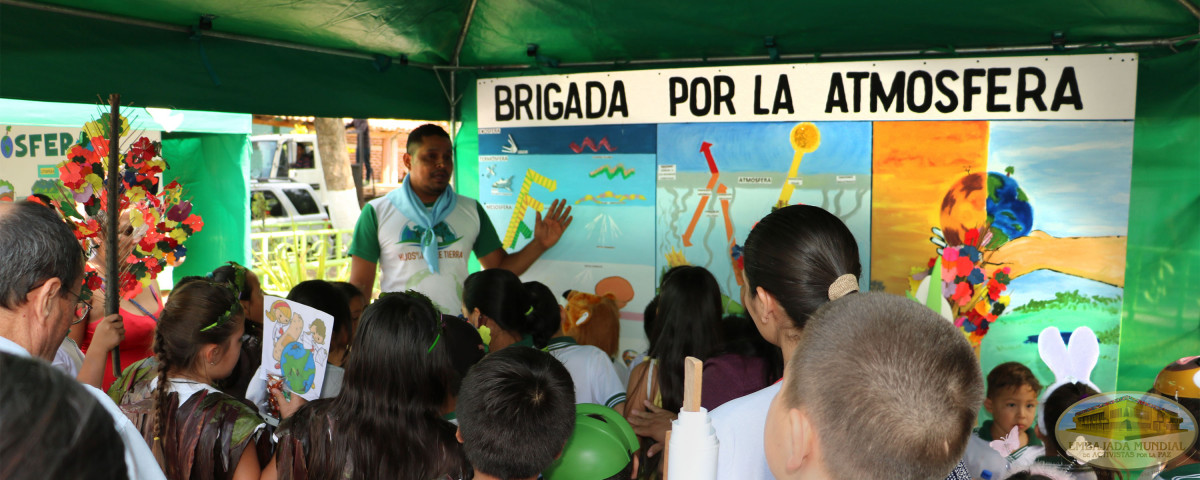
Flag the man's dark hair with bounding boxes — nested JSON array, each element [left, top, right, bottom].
[[406, 124, 450, 155], [457, 346, 576, 479], [0, 201, 84, 309]]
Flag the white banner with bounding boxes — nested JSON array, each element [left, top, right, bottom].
[[477, 53, 1138, 127], [0, 125, 161, 202]]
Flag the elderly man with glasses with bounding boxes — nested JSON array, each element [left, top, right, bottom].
[[0, 200, 165, 480]]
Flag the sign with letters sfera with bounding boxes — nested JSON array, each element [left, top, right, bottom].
[[477, 54, 1137, 126]]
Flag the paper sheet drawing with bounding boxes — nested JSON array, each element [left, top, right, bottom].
[[261, 296, 335, 402]]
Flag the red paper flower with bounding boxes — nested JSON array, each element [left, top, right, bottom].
[[955, 256, 975, 277], [58, 162, 87, 189], [952, 282, 973, 305], [184, 214, 204, 232]]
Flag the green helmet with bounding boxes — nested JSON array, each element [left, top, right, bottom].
[[543, 404, 638, 480]]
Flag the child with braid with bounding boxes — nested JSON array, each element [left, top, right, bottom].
[[109, 279, 272, 479]]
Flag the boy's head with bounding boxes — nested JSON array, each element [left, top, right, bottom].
[[457, 346, 576, 480], [984, 362, 1043, 436], [765, 292, 983, 480]]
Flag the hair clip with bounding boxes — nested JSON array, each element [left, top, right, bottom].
[[575, 312, 591, 326], [427, 315, 445, 354], [828, 273, 859, 301], [526, 305, 535, 316]]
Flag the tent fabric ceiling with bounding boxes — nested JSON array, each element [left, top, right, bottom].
[[1, 0, 1197, 118]]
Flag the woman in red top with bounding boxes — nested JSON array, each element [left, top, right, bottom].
[[67, 212, 163, 391]]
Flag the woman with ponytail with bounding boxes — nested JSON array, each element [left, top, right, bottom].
[[708, 205, 863, 480], [266, 291, 469, 480], [108, 279, 270, 480], [461, 269, 547, 352]]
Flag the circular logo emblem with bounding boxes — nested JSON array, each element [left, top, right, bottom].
[[1055, 391, 1197, 470]]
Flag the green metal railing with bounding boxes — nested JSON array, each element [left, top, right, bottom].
[[249, 227, 354, 295]]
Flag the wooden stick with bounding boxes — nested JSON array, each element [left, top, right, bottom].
[[682, 356, 703, 412], [663, 429, 672, 480], [106, 94, 122, 379]]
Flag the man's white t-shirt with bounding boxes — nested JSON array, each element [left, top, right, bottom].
[[349, 195, 503, 315], [710, 382, 781, 480], [545, 337, 627, 409]]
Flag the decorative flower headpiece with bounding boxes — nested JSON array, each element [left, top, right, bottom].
[[51, 113, 203, 300]]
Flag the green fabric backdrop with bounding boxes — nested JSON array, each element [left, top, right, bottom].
[[1116, 47, 1200, 390], [161, 132, 250, 281]]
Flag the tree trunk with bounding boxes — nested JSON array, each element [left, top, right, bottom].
[[314, 117, 360, 230]]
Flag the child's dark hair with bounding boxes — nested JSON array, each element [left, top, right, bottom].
[[718, 314, 784, 385], [331, 281, 366, 303], [463, 269, 556, 341], [209, 261, 253, 301], [150, 280, 244, 470], [277, 291, 466, 478], [287, 280, 352, 342], [525, 281, 562, 349], [650, 265, 724, 414], [987, 361, 1043, 397], [1041, 382, 1123, 480], [643, 295, 659, 351], [784, 292, 982, 480], [0, 353, 127, 480], [457, 346, 576, 479], [743, 204, 861, 329]]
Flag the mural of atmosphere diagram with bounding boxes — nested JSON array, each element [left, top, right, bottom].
[[478, 119, 1132, 394]]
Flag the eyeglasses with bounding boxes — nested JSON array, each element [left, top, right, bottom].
[[27, 279, 91, 325], [68, 289, 91, 325]]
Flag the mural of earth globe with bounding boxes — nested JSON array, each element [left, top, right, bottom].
[[940, 171, 1033, 249], [280, 341, 315, 394], [985, 172, 1033, 247]]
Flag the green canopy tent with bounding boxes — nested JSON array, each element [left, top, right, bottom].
[[1, 0, 1195, 391]]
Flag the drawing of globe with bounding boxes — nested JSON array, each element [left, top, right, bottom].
[[281, 341, 316, 394], [985, 172, 1033, 247]]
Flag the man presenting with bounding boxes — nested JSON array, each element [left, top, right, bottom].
[[348, 124, 572, 314]]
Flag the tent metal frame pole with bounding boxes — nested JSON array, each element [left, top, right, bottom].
[[1175, 0, 1200, 20], [7, 0, 1196, 76], [446, 0, 478, 176], [432, 34, 1200, 71]]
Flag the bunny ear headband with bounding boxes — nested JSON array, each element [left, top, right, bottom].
[[1036, 326, 1101, 435]]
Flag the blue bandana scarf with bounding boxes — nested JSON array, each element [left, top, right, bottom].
[[386, 176, 457, 273]]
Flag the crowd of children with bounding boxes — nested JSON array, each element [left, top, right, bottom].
[[2, 198, 1196, 480]]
